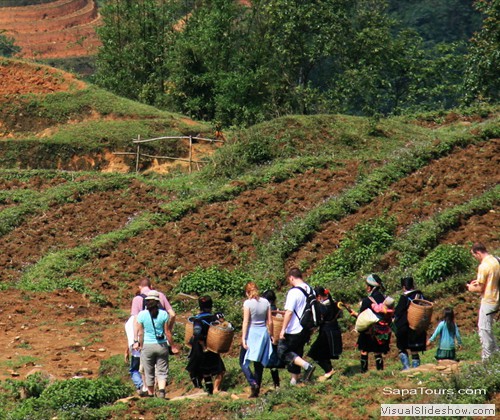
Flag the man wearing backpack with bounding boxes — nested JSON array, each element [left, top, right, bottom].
[[467, 243, 500, 361], [278, 268, 316, 385]]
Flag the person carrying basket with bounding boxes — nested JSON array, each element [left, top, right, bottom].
[[186, 296, 226, 394]]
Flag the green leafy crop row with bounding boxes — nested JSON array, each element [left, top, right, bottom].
[[309, 217, 397, 302], [248, 127, 486, 285], [395, 185, 500, 267]]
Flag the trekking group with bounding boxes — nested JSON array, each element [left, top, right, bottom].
[[124, 242, 499, 399]]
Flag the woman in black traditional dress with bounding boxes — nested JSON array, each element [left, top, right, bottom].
[[307, 287, 343, 381], [394, 277, 427, 370], [352, 274, 391, 372], [186, 296, 225, 394]]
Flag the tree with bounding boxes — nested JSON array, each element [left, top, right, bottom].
[[388, 0, 482, 44], [464, 0, 500, 103], [94, 0, 181, 105], [166, 0, 246, 122], [0, 30, 20, 57]]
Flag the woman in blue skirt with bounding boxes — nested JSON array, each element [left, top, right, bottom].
[[240, 282, 273, 397]]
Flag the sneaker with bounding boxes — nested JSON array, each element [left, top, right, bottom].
[[302, 364, 316, 382]]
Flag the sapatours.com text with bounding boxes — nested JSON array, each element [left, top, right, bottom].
[[382, 387, 487, 396]]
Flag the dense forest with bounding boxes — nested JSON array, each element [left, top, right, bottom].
[[94, 0, 498, 126]]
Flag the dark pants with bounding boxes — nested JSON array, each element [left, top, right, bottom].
[[278, 330, 309, 375], [239, 346, 264, 387], [317, 359, 333, 374]]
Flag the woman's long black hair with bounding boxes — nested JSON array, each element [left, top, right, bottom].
[[314, 286, 334, 305], [401, 276, 415, 291], [146, 299, 160, 319], [443, 307, 456, 337]]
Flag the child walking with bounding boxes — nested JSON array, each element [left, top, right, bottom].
[[427, 308, 462, 361]]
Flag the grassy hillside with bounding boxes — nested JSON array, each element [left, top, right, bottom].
[[0, 61, 499, 418], [0, 58, 211, 171]]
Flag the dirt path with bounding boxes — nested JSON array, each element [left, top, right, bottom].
[[0, 287, 481, 387], [1, 289, 123, 381]]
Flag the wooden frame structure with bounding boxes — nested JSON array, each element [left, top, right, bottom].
[[113, 135, 224, 173]]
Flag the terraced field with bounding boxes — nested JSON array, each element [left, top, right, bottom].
[[0, 0, 100, 58], [0, 59, 499, 419]]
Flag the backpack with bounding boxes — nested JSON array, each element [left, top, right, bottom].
[[140, 293, 165, 311], [292, 285, 321, 330]]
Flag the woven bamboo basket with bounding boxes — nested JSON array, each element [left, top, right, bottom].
[[408, 299, 433, 331], [206, 322, 234, 354], [271, 315, 284, 343], [184, 321, 194, 345]]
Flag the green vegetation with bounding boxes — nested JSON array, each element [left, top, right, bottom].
[[309, 217, 397, 302], [414, 244, 475, 285], [0, 37, 499, 416], [247, 121, 490, 285], [0, 77, 211, 169], [94, 0, 495, 126], [304, 185, 499, 302], [0, 30, 20, 57], [178, 266, 255, 297], [464, 0, 500, 104], [435, 352, 500, 404], [388, 0, 481, 44], [4, 377, 130, 420], [7, 110, 497, 299]]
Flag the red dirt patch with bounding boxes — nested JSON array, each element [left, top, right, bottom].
[[0, 175, 69, 191], [0, 60, 85, 95], [289, 139, 500, 273], [441, 207, 500, 250], [412, 111, 487, 129], [1, 288, 124, 381]]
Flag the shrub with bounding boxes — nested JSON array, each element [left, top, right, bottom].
[[5, 377, 131, 420], [415, 244, 474, 285], [39, 377, 131, 410], [309, 217, 396, 302], [3, 372, 50, 400], [177, 266, 273, 298]]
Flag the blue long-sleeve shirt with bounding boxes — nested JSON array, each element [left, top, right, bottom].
[[429, 321, 462, 350]]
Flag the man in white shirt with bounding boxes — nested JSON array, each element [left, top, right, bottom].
[[124, 315, 147, 396], [278, 268, 316, 384]]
